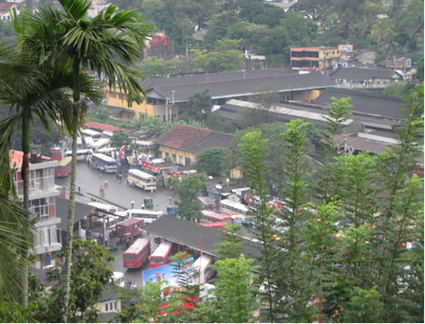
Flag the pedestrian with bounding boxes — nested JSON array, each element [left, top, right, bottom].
[[104, 179, 108, 188], [169, 195, 172, 204], [100, 186, 104, 196], [141, 203, 145, 210], [131, 199, 134, 209], [125, 238, 130, 249], [99, 171, 102, 179], [78, 183, 81, 193], [104, 237, 108, 247], [119, 173, 122, 183]]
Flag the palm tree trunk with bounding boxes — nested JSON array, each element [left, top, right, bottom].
[[62, 58, 81, 322], [21, 113, 30, 308]]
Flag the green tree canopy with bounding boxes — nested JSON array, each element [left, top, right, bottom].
[[194, 146, 229, 176]]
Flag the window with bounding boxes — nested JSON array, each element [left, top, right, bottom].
[[115, 301, 118, 310], [106, 303, 108, 311], [110, 302, 113, 310], [172, 154, 176, 162], [165, 153, 169, 159], [179, 156, 184, 164]]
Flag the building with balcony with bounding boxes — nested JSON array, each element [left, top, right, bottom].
[[9, 150, 62, 268], [290, 47, 341, 75]]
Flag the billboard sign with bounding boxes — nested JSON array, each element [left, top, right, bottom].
[[143, 257, 195, 288], [338, 44, 353, 53]]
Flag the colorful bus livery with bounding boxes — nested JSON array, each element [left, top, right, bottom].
[[123, 238, 151, 269], [197, 196, 218, 211], [149, 241, 173, 269], [65, 149, 93, 161], [91, 153, 117, 173], [127, 169, 157, 191], [54, 157, 72, 178]]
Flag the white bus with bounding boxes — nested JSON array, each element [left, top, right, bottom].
[[96, 147, 117, 157], [65, 149, 93, 161], [193, 254, 214, 285], [219, 199, 254, 225], [126, 209, 164, 224], [127, 169, 157, 191], [91, 153, 117, 173], [82, 129, 102, 140], [89, 138, 110, 151], [84, 136, 94, 146]]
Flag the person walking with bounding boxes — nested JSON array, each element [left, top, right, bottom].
[[169, 195, 172, 204], [104, 179, 108, 188], [119, 173, 122, 183], [100, 186, 104, 196], [78, 183, 81, 193], [141, 203, 145, 210], [131, 199, 135, 209], [99, 171, 102, 179]]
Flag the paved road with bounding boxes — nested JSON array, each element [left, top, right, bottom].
[[55, 163, 174, 212], [55, 162, 175, 288]]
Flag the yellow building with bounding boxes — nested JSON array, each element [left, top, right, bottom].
[[290, 47, 341, 75], [154, 124, 234, 167]]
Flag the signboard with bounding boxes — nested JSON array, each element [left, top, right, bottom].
[[338, 44, 353, 53], [143, 257, 194, 288]]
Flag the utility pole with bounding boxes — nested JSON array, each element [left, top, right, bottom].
[[170, 90, 176, 122]]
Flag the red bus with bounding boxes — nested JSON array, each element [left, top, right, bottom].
[[54, 157, 72, 178], [200, 221, 224, 229], [111, 218, 144, 239], [197, 196, 218, 211], [201, 210, 233, 225], [50, 147, 62, 161], [123, 238, 151, 269], [149, 241, 173, 269]]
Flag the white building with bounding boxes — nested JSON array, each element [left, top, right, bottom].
[[10, 150, 62, 268]]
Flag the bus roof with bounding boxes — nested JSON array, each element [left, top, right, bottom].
[[58, 157, 72, 166], [127, 209, 164, 216], [125, 238, 150, 254], [193, 255, 213, 270], [197, 196, 215, 204], [116, 218, 144, 227], [82, 129, 102, 136], [92, 153, 116, 162], [96, 147, 116, 153], [88, 202, 117, 212], [219, 199, 249, 212], [89, 138, 110, 148], [201, 210, 229, 220], [151, 241, 173, 257], [129, 169, 156, 178], [85, 137, 94, 145]]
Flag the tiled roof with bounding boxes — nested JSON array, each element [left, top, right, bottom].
[[154, 124, 233, 153], [147, 73, 336, 103], [98, 290, 118, 302], [83, 121, 129, 133], [333, 134, 389, 153], [329, 67, 402, 81], [311, 88, 404, 119]]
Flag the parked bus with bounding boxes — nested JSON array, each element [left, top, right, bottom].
[[219, 199, 254, 225], [84, 137, 94, 147], [149, 241, 173, 269], [127, 209, 164, 224], [201, 210, 233, 225], [200, 221, 224, 229], [222, 210, 243, 225], [50, 147, 62, 161], [193, 255, 214, 285], [88, 138, 110, 151], [96, 147, 116, 157], [82, 129, 102, 140], [110, 218, 144, 239], [65, 149, 93, 161], [91, 153, 117, 173], [54, 157, 72, 178], [197, 196, 218, 211], [123, 238, 151, 269], [127, 169, 157, 191]]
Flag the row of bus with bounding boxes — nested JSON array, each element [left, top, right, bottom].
[[123, 239, 214, 285]]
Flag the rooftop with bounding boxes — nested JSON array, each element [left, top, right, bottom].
[[329, 67, 402, 81], [83, 121, 130, 133], [143, 72, 336, 103], [311, 88, 405, 119], [56, 197, 96, 230], [154, 124, 233, 153]]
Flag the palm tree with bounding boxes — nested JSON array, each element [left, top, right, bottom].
[[371, 19, 394, 45], [19, 1, 152, 320], [0, 113, 36, 304]]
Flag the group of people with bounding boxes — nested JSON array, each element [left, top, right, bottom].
[[125, 280, 137, 289]]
